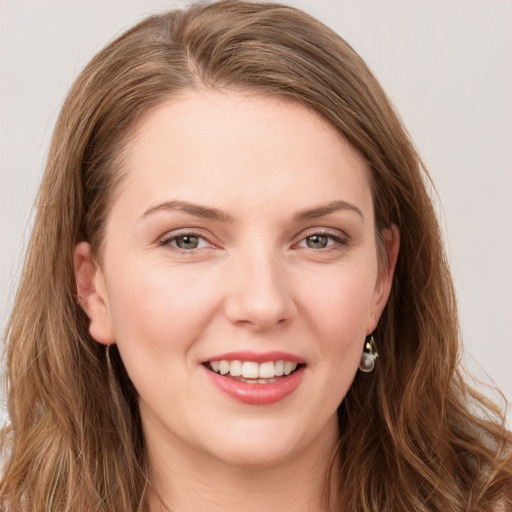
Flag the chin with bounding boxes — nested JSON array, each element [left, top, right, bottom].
[[209, 438, 303, 471], [197, 416, 334, 472]]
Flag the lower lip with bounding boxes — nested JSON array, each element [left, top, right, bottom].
[[203, 365, 305, 405]]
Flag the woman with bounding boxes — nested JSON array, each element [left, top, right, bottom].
[[1, 1, 511, 511]]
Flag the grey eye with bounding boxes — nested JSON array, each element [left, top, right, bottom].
[[306, 234, 329, 249], [175, 235, 200, 250]]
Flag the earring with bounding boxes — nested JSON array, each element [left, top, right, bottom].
[[105, 344, 113, 373], [359, 334, 378, 373]]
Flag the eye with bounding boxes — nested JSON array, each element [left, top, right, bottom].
[[304, 234, 331, 249], [160, 232, 211, 251], [297, 231, 346, 250], [173, 235, 203, 250]]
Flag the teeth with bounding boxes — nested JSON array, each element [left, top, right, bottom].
[[229, 360, 242, 377], [284, 361, 296, 375], [219, 360, 230, 375], [258, 361, 275, 378], [242, 361, 259, 379], [208, 359, 299, 379]]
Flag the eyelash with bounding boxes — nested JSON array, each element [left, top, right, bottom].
[[297, 230, 347, 251], [159, 230, 211, 253], [158, 229, 348, 253]]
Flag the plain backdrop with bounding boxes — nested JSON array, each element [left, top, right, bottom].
[[1, 0, 511, 425]]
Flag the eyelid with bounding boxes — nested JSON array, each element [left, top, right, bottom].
[[298, 226, 348, 239], [157, 226, 349, 251], [293, 227, 349, 249], [158, 228, 215, 250]]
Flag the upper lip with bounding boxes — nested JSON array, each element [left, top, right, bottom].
[[203, 351, 305, 364]]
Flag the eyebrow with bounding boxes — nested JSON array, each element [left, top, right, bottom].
[[142, 200, 234, 223], [293, 200, 364, 221], [142, 199, 363, 223]]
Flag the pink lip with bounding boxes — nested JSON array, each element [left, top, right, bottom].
[[203, 364, 305, 405], [203, 351, 305, 364]]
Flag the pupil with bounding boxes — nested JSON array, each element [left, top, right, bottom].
[[307, 235, 328, 249], [177, 235, 199, 249]]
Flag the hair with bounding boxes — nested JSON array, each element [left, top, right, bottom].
[[1, 1, 511, 510]]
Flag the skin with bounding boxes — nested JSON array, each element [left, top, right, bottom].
[[75, 90, 399, 512]]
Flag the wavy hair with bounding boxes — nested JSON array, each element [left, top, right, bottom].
[[1, 1, 511, 510]]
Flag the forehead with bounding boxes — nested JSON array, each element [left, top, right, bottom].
[[116, 89, 372, 220]]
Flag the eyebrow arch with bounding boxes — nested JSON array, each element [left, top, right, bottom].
[[293, 200, 364, 222], [142, 200, 234, 223]]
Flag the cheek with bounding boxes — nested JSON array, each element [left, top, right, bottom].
[[296, 260, 377, 339], [295, 260, 378, 392], [103, 261, 225, 409], [104, 260, 221, 359]]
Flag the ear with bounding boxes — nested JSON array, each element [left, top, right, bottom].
[[74, 242, 115, 346], [370, 224, 400, 332]]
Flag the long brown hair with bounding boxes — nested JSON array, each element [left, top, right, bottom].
[[2, 2, 511, 510]]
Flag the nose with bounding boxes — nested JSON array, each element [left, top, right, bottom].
[[223, 249, 296, 331]]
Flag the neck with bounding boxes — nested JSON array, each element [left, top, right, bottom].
[[143, 417, 340, 512]]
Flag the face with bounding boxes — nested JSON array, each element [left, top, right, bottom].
[[76, 90, 397, 472]]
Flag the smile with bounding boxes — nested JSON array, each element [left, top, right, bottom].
[[202, 353, 306, 405], [206, 360, 300, 382]]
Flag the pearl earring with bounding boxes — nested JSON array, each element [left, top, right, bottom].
[[359, 334, 378, 373]]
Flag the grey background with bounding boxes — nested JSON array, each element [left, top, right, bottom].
[[1, 0, 511, 424]]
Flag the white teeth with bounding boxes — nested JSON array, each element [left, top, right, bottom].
[[219, 360, 230, 375], [208, 359, 300, 379], [284, 362, 297, 375], [241, 361, 259, 379], [229, 360, 242, 377], [258, 361, 275, 379]]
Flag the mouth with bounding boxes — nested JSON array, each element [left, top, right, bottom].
[[203, 359, 304, 384], [201, 352, 306, 405]]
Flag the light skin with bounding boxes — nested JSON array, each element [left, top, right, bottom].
[[75, 90, 399, 512]]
